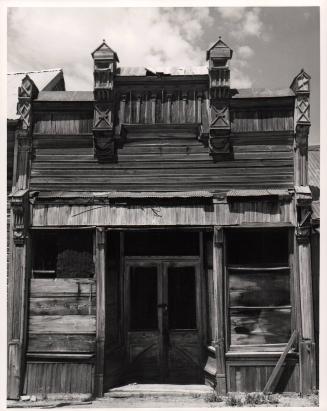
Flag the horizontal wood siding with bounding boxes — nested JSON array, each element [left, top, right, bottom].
[[31, 200, 295, 226], [227, 360, 299, 392], [31, 113, 294, 192], [25, 278, 96, 394], [23, 362, 94, 394]]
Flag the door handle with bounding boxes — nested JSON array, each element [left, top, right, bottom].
[[157, 303, 168, 312]]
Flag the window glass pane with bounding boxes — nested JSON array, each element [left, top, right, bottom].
[[230, 308, 291, 345], [168, 266, 196, 329], [229, 271, 290, 307], [130, 266, 158, 331]]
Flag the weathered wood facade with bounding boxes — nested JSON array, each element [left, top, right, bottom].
[[7, 39, 318, 399]]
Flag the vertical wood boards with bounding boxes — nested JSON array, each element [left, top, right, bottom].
[[23, 362, 94, 395], [94, 228, 106, 397], [226, 359, 300, 392], [263, 330, 298, 394], [31, 200, 294, 227]]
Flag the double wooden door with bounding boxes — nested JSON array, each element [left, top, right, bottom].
[[124, 258, 203, 383]]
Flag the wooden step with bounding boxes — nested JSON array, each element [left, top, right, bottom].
[[105, 384, 214, 399]]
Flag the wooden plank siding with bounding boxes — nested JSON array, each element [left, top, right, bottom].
[[24, 278, 96, 395], [23, 362, 94, 395], [226, 359, 299, 392], [29, 104, 295, 193], [31, 199, 295, 227]]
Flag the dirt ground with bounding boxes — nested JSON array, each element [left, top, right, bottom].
[[7, 393, 319, 408]]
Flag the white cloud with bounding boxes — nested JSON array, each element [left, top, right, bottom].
[[218, 7, 244, 22], [237, 45, 254, 59], [7, 7, 213, 90], [231, 68, 253, 89], [217, 7, 267, 40]]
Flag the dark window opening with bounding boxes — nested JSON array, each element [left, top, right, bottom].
[[125, 230, 199, 256], [168, 266, 196, 330], [129, 266, 158, 331], [226, 228, 289, 266], [32, 230, 94, 278]]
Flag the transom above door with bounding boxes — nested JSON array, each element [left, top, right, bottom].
[[124, 257, 203, 384]]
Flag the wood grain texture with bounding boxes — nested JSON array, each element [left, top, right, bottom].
[[30, 279, 95, 297], [30, 117, 294, 192], [29, 296, 96, 316], [28, 315, 96, 334], [227, 359, 299, 392], [31, 200, 294, 227], [27, 334, 96, 353], [23, 362, 94, 394]]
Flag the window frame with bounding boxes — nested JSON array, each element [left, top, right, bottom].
[[224, 226, 295, 353]]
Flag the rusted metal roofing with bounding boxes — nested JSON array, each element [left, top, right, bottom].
[[227, 189, 290, 197], [231, 88, 295, 99], [117, 66, 208, 76], [36, 91, 94, 102], [37, 191, 213, 199], [7, 69, 64, 120], [308, 146, 320, 188]]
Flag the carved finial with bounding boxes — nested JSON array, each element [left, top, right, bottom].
[[219, 36, 221, 40], [103, 39, 106, 43]]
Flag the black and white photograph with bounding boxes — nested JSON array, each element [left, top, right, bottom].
[[3, 2, 324, 408]]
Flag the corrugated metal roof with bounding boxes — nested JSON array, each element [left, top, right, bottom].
[[36, 91, 94, 102], [227, 189, 290, 197], [308, 146, 320, 188], [7, 69, 63, 120], [37, 191, 213, 199], [231, 88, 295, 99]]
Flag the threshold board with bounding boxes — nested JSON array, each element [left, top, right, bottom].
[[105, 384, 214, 399]]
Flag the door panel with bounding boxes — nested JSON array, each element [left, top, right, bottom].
[[165, 262, 203, 383], [126, 263, 161, 382], [125, 258, 203, 384]]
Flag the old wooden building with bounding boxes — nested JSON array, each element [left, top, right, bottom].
[[7, 39, 318, 399]]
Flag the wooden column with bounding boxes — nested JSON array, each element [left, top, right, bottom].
[[166, 93, 172, 124], [7, 75, 37, 399], [296, 226, 316, 394], [8, 192, 30, 399], [94, 227, 107, 397], [151, 93, 156, 123], [212, 227, 227, 394]]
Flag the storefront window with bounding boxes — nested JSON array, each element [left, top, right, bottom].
[[226, 228, 292, 348]]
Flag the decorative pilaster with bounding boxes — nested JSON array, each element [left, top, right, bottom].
[[94, 228, 107, 397], [294, 186, 316, 394], [290, 69, 311, 186], [7, 75, 37, 399], [207, 38, 232, 161], [92, 40, 119, 162], [204, 227, 227, 393]]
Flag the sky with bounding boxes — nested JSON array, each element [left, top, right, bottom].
[[7, 6, 320, 144]]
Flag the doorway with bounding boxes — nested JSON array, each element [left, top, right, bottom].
[[124, 257, 203, 383]]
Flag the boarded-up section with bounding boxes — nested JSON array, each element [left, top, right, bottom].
[[226, 358, 299, 392], [24, 230, 96, 395]]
